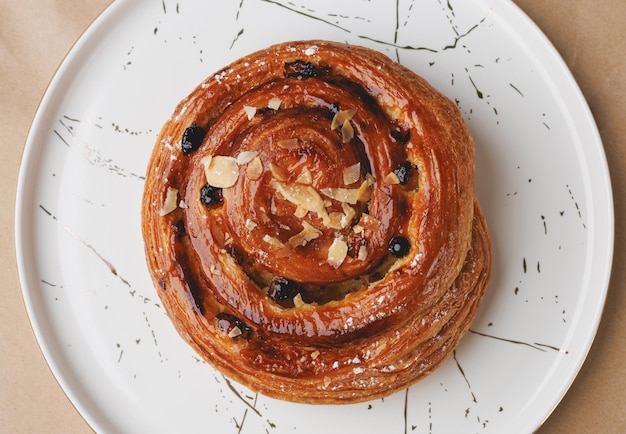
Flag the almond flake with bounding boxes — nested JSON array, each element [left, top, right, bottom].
[[178, 200, 187, 209], [353, 224, 364, 234], [362, 214, 380, 229], [319, 209, 342, 230], [235, 150, 258, 165], [385, 171, 401, 185], [209, 264, 223, 276], [200, 155, 212, 170], [294, 206, 308, 218], [295, 167, 313, 185], [269, 163, 288, 182], [245, 219, 258, 231], [293, 293, 306, 308], [263, 234, 285, 248], [243, 105, 257, 120], [343, 163, 361, 185], [327, 237, 348, 268], [287, 221, 322, 248], [311, 350, 321, 360], [356, 179, 372, 202], [330, 109, 356, 130], [323, 376, 332, 388], [278, 138, 299, 150], [204, 155, 239, 188], [320, 186, 359, 204], [159, 187, 178, 216], [341, 203, 356, 228], [271, 180, 324, 214], [267, 97, 282, 110], [228, 326, 243, 338], [246, 156, 263, 180], [341, 119, 354, 143], [324, 211, 345, 230], [357, 244, 368, 261]]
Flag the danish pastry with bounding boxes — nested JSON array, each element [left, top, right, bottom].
[[142, 40, 491, 404]]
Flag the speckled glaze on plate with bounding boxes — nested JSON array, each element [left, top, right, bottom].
[[15, 1, 613, 433]]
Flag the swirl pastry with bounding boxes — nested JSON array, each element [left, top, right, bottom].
[[142, 40, 491, 404]]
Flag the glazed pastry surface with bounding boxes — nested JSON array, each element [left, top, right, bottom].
[[142, 40, 491, 404]]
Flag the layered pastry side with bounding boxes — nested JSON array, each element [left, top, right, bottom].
[[142, 40, 492, 404]]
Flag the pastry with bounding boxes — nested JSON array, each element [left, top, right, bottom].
[[142, 40, 491, 404]]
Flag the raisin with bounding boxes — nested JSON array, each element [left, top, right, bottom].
[[388, 236, 410, 258], [200, 183, 223, 206], [181, 123, 206, 155], [216, 313, 252, 339], [268, 276, 301, 303], [173, 219, 186, 239], [393, 161, 414, 185], [390, 120, 410, 144], [284, 60, 318, 79]]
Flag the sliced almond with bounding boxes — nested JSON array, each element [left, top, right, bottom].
[[385, 171, 401, 185], [341, 203, 356, 228], [356, 179, 372, 202], [311, 350, 321, 360], [243, 105, 257, 120], [278, 138, 299, 150], [330, 109, 357, 130], [357, 244, 368, 261], [271, 180, 324, 214], [263, 234, 285, 248], [295, 167, 313, 185], [353, 224, 364, 234], [287, 221, 322, 248], [323, 376, 332, 389], [294, 206, 308, 218], [325, 212, 345, 230], [223, 233, 233, 246], [319, 209, 343, 230], [159, 187, 178, 216], [200, 155, 212, 170], [204, 155, 239, 188], [293, 293, 306, 308], [269, 163, 288, 182], [246, 156, 263, 180], [228, 326, 243, 338], [343, 163, 361, 185], [320, 186, 359, 204], [341, 119, 354, 143], [361, 213, 380, 229], [209, 264, 222, 276], [235, 150, 258, 165], [327, 237, 348, 268], [245, 219, 258, 231], [267, 97, 282, 110]]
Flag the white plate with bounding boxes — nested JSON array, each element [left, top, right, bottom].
[[15, 1, 613, 433]]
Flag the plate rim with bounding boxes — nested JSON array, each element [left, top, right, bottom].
[[14, 0, 615, 432]]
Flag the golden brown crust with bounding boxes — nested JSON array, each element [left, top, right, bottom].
[[142, 40, 491, 404]]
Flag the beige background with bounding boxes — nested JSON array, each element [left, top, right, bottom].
[[1, 1, 624, 432]]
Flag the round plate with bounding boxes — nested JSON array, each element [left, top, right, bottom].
[[15, 1, 613, 433]]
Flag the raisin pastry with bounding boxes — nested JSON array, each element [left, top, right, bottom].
[[142, 40, 491, 404]]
